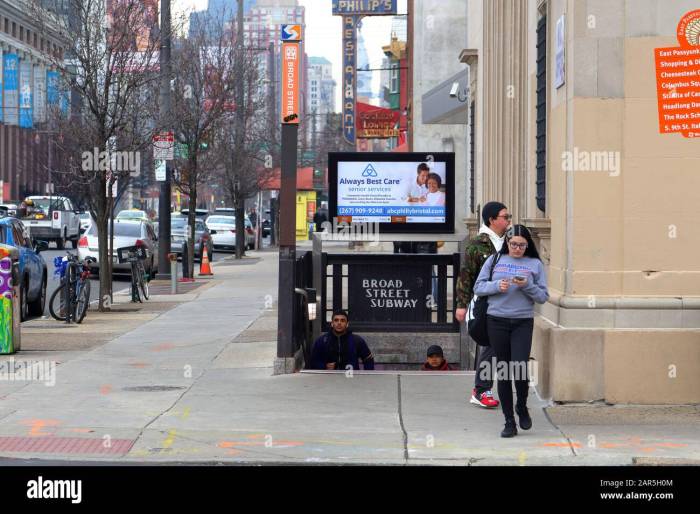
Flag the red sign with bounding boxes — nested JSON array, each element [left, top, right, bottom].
[[281, 42, 300, 124], [655, 10, 700, 138], [356, 102, 400, 138], [153, 132, 175, 160]]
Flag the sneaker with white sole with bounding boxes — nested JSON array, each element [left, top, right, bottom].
[[470, 388, 499, 408]]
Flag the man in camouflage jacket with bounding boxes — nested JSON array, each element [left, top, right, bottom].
[[455, 202, 511, 408]]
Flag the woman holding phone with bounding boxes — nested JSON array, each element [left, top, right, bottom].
[[473, 225, 549, 437]]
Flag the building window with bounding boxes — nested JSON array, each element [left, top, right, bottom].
[[390, 63, 399, 94], [535, 14, 547, 213]]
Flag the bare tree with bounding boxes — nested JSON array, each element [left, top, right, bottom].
[[211, 0, 275, 259], [165, 10, 239, 277], [31, 0, 167, 310]]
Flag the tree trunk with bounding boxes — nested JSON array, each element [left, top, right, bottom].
[[96, 177, 111, 311], [235, 205, 245, 259], [187, 161, 197, 278]]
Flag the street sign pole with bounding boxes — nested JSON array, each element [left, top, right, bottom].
[[158, 0, 173, 280], [276, 27, 303, 372]]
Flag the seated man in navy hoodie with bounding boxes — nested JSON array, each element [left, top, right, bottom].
[[310, 310, 375, 371]]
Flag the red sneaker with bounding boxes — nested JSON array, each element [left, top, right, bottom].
[[470, 388, 499, 408]]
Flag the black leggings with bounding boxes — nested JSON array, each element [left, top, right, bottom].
[[486, 315, 534, 420]]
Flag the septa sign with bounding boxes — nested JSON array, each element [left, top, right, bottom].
[[281, 42, 300, 125], [281, 24, 303, 41]]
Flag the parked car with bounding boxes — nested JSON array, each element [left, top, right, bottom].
[[170, 216, 214, 261], [78, 219, 158, 276], [21, 196, 81, 249], [79, 212, 93, 234], [261, 218, 271, 238], [181, 208, 210, 220], [115, 209, 149, 222], [0, 202, 20, 218], [205, 215, 255, 251], [0, 217, 48, 320]]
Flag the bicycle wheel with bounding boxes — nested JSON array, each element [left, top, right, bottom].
[[138, 261, 149, 300], [74, 279, 91, 324], [48, 283, 68, 321]]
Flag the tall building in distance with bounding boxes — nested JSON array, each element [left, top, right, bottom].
[[189, 0, 258, 39], [356, 22, 375, 104], [307, 56, 336, 142]]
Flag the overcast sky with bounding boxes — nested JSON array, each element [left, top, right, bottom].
[[174, 0, 408, 111]]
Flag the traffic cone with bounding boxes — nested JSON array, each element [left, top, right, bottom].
[[199, 244, 213, 276]]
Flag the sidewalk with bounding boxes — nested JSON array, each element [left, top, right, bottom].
[[0, 250, 698, 465]]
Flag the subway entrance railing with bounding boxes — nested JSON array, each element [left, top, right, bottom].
[[319, 252, 461, 334], [292, 233, 471, 369]]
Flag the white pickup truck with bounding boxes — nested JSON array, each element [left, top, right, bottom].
[[22, 196, 82, 249]]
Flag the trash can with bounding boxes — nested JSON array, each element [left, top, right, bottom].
[[0, 244, 20, 354]]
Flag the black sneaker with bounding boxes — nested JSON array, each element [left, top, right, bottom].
[[516, 405, 532, 430], [501, 418, 518, 438]]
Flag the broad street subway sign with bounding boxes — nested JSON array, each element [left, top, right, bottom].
[[332, 0, 397, 16]]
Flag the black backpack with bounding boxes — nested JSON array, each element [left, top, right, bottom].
[[467, 253, 501, 347]]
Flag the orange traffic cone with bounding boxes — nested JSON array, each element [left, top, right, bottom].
[[199, 245, 213, 276]]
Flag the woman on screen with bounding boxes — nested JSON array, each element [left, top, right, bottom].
[[424, 173, 446, 206]]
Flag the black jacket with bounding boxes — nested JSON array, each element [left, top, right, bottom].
[[310, 331, 375, 370]]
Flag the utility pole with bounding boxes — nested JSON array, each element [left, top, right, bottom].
[[268, 41, 279, 247], [158, 0, 173, 279], [234, 0, 246, 259]]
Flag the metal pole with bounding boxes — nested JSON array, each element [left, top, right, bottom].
[[277, 123, 298, 361], [170, 255, 178, 294], [158, 0, 172, 279]]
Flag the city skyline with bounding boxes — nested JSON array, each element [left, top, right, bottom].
[[175, 0, 407, 111]]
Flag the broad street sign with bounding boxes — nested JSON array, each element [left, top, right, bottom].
[[349, 263, 432, 323], [281, 41, 300, 124]]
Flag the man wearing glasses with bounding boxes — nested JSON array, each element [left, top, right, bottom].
[[455, 202, 512, 408]]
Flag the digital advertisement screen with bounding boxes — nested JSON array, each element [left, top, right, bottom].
[[328, 153, 455, 234]]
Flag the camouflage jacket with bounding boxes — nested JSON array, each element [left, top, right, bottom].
[[455, 233, 498, 309]]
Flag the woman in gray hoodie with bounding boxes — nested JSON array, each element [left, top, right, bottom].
[[474, 225, 549, 438]]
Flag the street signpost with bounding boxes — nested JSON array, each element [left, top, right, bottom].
[[277, 27, 302, 372]]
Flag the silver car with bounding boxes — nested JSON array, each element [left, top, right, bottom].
[[206, 215, 255, 251], [170, 217, 214, 261], [78, 219, 159, 275]]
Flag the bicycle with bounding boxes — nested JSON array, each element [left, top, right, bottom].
[[49, 253, 93, 323], [117, 244, 149, 303]]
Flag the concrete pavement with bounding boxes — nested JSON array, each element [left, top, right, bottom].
[[0, 249, 698, 465]]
